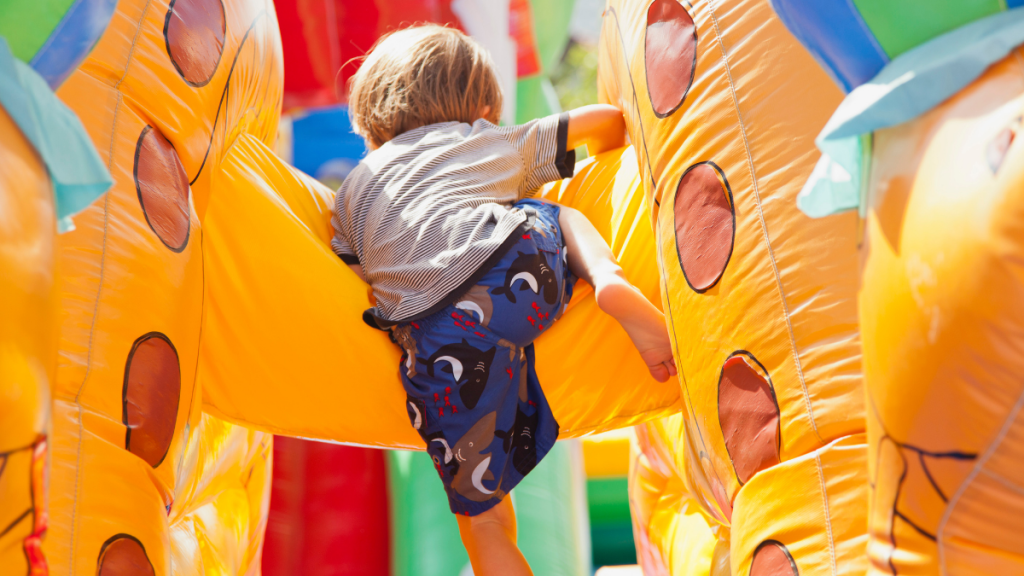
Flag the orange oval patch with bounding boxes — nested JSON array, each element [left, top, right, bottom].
[[134, 126, 191, 252], [123, 333, 181, 468], [98, 535, 155, 576], [718, 353, 780, 484], [645, 0, 697, 117], [164, 0, 226, 86], [750, 540, 798, 576], [673, 162, 734, 292]]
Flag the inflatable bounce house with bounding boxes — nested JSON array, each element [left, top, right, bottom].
[[3, 0, 1024, 574], [0, 0, 677, 574], [772, 1, 1024, 573], [263, 2, 633, 574], [609, 0, 1024, 574], [598, 0, 867, 573]]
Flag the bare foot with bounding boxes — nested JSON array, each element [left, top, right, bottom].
[[594, 281, 678, 382], [621, 313, 677, 382]]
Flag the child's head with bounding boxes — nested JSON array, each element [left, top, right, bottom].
[[349, 25, 503, 149]]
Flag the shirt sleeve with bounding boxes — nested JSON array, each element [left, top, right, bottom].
[[330, 188, 360, 265], [494, 112, 576, 196]]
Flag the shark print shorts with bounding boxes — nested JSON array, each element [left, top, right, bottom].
[[391, 198, 575, 516]]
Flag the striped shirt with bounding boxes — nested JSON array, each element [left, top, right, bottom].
[[331, 113, 573, 326]]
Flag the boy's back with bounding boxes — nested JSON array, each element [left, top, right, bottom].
[[332, 114, 573, 324]]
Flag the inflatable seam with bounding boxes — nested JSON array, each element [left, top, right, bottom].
[[69, 98, 120, 573], [659, 263, 721, 493], [815, 452, 838, 575], [936, 383, 1024, 576], [602, 7, 660, 196], [705, 2, 825, 445], [69, 0, 155, 562]]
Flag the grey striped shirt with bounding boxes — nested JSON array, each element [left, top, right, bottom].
[[331, 113, 573, 325]]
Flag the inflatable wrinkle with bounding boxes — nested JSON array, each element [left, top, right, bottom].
[[27, 0, 686, 570], [6, 0, 679, 569], [859, 50, 1024, 574], [198, 138, 683, 449], [42, 0, 283, 572], [600, 0, 869, 572], [630, 416, 729, 576], [772, 0, 1024, 569]]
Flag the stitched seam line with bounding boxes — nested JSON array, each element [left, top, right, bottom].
[[706, 0, 824, 444], [68, 95, 117, 576], [816, 453, 838, 575], [936, 383, 1024, 576], [69, 0, 155, 569], [979, 468, 1024, 496]]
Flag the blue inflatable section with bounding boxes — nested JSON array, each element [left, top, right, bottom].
[[769, 0, 889, 92], [1010, 0, 1024, 8], [30, 0, 118, 88], [291, 106, 367, 186]]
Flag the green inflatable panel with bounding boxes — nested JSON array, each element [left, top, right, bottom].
[[516, 77, 562, 124], [586, 477, 636, 567], [515, 0, 575, 124], [387, 441, 592, 576], [851, 0, 1003, 58], [511, 441, 592, 576], [528, 0, 576, 74], [387, 450, 469, 576], [0, 0, 77, 61]]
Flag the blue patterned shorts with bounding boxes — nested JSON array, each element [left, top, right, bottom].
[[391, 199, 575, 516]]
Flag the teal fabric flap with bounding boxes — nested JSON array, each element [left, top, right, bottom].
[[797, 134, 868, 218], [0, 36, 111, 232], [798, 8, 1024, 218]]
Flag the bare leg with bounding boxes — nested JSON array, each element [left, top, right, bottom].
[[456, 497, 533, 576], [558, 206, 677, 382]]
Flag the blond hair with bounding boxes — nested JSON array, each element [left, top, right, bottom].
[[348, 25, 503, 149]]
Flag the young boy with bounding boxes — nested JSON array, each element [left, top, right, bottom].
[[332, 25, 676, 575]]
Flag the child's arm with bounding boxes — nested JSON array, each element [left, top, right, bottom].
[[565, 104, 627, 155]]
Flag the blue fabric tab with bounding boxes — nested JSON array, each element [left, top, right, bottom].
[[0, 37, 112, 232], [769, 0, 889, 92], [798, 8, 1024, 218], [30, 0, 119, 89]]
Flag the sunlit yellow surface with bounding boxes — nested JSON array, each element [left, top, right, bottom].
[[599, 0, 869, 572]]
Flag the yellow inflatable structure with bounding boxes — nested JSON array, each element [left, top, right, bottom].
[[199, 140, 679, 447], [0, 93, 55, 576], [7, 0, 1016, 574], [13, 0, 681, 573], [597, 0, 870, 573], [856, 51, 1024, 572], [48, 0, 282, 571], [858, 45, 1024, 576], [758, 1, 1024, 572]]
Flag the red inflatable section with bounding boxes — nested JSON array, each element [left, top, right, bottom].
[[263, 437, 391, 576], [276, 0, 464, 111]]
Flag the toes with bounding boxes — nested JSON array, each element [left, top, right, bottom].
[[649, 364, 670, 382]]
